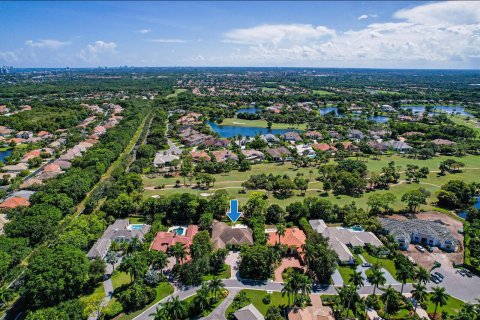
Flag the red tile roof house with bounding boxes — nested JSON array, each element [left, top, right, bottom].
[[150, 225, 199, 262], [312, 143, 337, 152], [37, 131, 53, 139], [7, 138, 24, 145], [190, 151, 211, 162], [267, 227, 307, 255], [43, 163, 63, 173], [0, 197, 30, 210]]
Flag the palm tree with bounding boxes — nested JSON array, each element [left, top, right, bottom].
[[349, 271, 365, 289], [159, 296, 189, 320], [171, 242, 187, 265], [151, 251, 168, 274], [282, 279, 295, 308], [367, 265, 386, 295], [336, 285, 358, 317], [380, 285, 401, 319], [276, 224, 286, 244], [415, 266, 430, 286], [430, 286, 448, 319], [105, 251, 117, 272], [208, 277, 225, 299], [411, 283, 427, 312], [396, 263, 415, 294], [193, 283, 211, 312]]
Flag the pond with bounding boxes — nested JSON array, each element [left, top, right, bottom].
[[458, 197, 480, 219], [401, 105, 473, 117], [369, 115, 390, 123], [236, 107, 261, 114], [319, 107, 339, 115], [0, 149, 13, 163], [208, 121, 302, 138]]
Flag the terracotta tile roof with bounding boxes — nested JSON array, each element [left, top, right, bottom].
[[312, 143, 337, 152], [150, 225, 199, 253], [267, 228, 306, 252], [0, 197, 30, 209]]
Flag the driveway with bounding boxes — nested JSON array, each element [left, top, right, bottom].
[[225, 251, 240, 279], [273, 257, 303, 282], [166, 138, 182, 155]]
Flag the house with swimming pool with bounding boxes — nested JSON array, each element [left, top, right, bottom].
[[87, 219, 150, 259], [150, 225, 199, 261], [309, 219, 383, 265]]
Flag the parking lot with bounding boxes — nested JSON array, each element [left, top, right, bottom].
[[430, 263, 480, 303]]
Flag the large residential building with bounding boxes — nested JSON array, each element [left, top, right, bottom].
[[150, 225, 199, 254], [379, 217, 457, 252], [87, 219, 150, 259], [310, 219, 383, 265], [211, 221, 254, 249], [266, 227, 306, 253]]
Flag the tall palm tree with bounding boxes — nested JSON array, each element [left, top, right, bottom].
[[367, 265, 386, 295], [171, 242, 187, 265], [430, 286, 448, 319], [276, 224, 286, 244], [336, 285, 358, 317], [151, 251, 168, 274], [193, 283, 212, 312], [282, 279, 295, 308], [349, 271, 365, 289], [415, 266, 430, 286], [208, 277, 225, 299], [411, 283, 427, 312], [380, 285, 401, 319], [160, 296, 189, 320], [105, 251, 117, 272], [396, 263, 415, 295]]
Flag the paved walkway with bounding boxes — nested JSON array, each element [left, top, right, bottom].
[[201, 289, 239, 320], [273, 257, 303, 282], [416, 307, 429, 319], [225, 251, 240, 279]]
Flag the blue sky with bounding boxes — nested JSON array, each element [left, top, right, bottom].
[[1, 1, 480, 69]]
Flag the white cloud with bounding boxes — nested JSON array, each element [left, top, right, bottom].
[[223, 24, 335, 46], [25, 39, 70, 50], [78, 41, 117, 63], [0, 51, 19, 63], [358, 14, 378, 20], [138, 29, 151, 34], [221, 2, 480, 68], [148, 38, 187, 43]]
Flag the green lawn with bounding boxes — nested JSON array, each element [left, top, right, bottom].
[[166, 88, 187, 98], [111, 271, 131, 289], [203, 264, 231, 281], [218, 117, 307, 130], [361, 252, 401, 281], [425, 294, 464, 316], [127, 215, 146, 224], [117, 282, 174, 320], [143, 154, 480, 212], [338, 265, 357, 283], [225, 289, 288, 317], [449, 115, 480, 134], [313, 90, 334, 96], [261, 87, 279, 93]]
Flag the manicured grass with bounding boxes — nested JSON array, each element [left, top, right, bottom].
[[361, 252, 400, 281], [127, 215, 146, 224], [111, 271, 131, 289], [79, 282, 105, 304], [166, 88, 187, 98], [118, 282, 174, 320], [261, 87, 278, 93], [225, 289, 288, 317], [450, 115, 480, 134], [142, 154, 480, 212], [203, 264, 231, 281], [313, 90, 334, 95], [338, 265, 357, 283], [219, 117, 307, 130], [425, 294, 464, 316]]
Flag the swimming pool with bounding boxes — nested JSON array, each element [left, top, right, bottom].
[[128, 224, 144, 230], [168, 226, 187, 236]]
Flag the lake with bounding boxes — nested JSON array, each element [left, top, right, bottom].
[[401, 105, 473, 117], [208, 121, 302, 138], [236, 107, 261, 114], [0, 149, 13, 163], [458, 197, 480, 219], [319, 107, 339, 115]]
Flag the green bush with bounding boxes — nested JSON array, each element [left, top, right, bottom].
[[102, 300, 123, 319], [262, 294, 271, 305]]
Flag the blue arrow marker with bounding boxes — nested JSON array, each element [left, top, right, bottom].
[[226, 199, 242, 223]]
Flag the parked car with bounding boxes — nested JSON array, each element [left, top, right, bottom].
[[457, 269, 466, 276], [434, 272, 444, 279], [464, 270, 473, 278], [416, 245, 425, 253], [430, 275, 441, 284], [362, 262, 372, 268], [426, 246, 434, 253]]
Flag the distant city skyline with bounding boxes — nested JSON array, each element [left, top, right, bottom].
[[1, 1, 480, 69]]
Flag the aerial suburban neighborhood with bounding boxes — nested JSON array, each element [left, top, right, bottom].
[[1, 1, 480, 320]]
